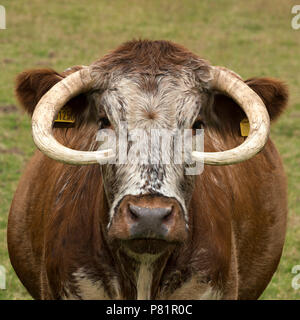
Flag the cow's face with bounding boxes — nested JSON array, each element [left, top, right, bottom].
[[89, 62, 213, 253], [17, 40, 278, 256]]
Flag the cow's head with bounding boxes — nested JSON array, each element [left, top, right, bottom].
[[15, 40, 288, 256]]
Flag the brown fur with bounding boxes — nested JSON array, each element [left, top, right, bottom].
[[15, 66, 91, 127], [203, 77, 288, 137], [93, 40, 209, 75], [8, 40, 288, 300]]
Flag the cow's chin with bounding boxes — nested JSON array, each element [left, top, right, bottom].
[[121, 238, 177, 256]]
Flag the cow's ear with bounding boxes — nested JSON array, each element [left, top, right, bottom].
[[245, 78, 288, 122], [204, 77, 288, 135], [15, 66, 89, 124], [15, 68, 62, 116]]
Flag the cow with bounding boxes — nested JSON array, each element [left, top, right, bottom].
[[7, 40, 288, 300]]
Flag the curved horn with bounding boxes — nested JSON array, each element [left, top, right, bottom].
[[31, 67, 115, 165], [192, 66, 270, 165]]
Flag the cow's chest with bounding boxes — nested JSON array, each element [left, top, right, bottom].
[[62, 266, 218, 300]]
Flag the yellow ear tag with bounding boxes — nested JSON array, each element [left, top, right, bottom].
[[55, 106, 75, 123], [240, 118, 250, 137]]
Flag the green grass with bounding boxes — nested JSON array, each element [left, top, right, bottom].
[[0, 0, 299, 300]]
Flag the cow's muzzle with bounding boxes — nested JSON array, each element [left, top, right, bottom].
[[107, 195, 187, 253]]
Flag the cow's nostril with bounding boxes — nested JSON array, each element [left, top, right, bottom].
[[162, 207, 173, 222], [128, 205, 140, 221]]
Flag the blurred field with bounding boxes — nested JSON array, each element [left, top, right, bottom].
[[0, 0, 299, 300]]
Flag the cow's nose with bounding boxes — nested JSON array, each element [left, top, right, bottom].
[[128, 204, 173, 239], [108, 195, 187, 244]]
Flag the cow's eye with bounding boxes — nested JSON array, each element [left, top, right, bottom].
[[192, 118, 205, 130], [99, 116, 111, 128]]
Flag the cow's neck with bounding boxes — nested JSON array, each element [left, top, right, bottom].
[[110, 244, 173, 300]]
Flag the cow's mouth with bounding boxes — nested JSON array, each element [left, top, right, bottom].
[[121, 238, 177, 255]]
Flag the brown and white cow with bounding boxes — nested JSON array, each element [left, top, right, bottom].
[[7, 40, 288, 300]]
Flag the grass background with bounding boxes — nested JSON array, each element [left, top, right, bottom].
[[0, 0, 299, 299]]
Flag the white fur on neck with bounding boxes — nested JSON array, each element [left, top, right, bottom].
[[136, 262, 153, 300]]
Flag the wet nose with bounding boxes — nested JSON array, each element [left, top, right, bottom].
[[128, 204, 173, 239]]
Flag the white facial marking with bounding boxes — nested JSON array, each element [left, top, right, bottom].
[[94, 75, 205, 225]]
